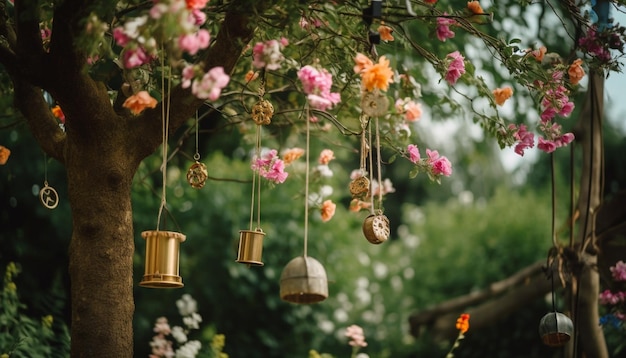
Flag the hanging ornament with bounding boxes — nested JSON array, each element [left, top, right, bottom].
[[360, 90, 389, 117], [349, 115, 370, 200], [236, 74, 272, 267], [361, 115, 390, 245], [39, 154, 59, 210], [539, 311, 574, 347], [186, 112, 208, 189], [279, 104, 328, 304], [140, 67, 185, 289]]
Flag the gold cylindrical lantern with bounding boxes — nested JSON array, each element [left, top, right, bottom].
[[538, 312, 574, 347], [139, 230, 186, 288], [236, 229, 265, 266], [280, 256, 328, 304]]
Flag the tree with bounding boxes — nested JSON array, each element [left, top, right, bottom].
[[0, 0, 624, 357]]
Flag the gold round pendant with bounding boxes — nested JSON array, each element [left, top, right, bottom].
[[39, 183, 59, 209], [362, 214, 390, 244], [186, 161, 208, 189], [251, 99, 274, 125]]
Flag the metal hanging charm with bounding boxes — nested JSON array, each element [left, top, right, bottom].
[[251, 99, 274, 125], [139, 230, 186, 288], [236, 228, 265, 266], [39, 181, 59, 210], [186, 159, 208, 189]]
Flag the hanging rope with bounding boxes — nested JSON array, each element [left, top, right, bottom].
[[367, 118, 375, 215], [375, 116, 383, 213], [303, 105, 311, 257], [156, 42, 172, 231]]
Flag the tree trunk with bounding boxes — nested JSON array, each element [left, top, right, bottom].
[[567, 71, 608, 358]]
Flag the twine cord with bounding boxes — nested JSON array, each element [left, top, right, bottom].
[[156, 42, 172, 231], [303, 105, 311, 257]]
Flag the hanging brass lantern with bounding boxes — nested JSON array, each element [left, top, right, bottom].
[[280, 256, 328, 304], [538, 312, 574, 347], [139, 230, 186, 288], [236, 229, 265, 266], [363, 213, 390, 244]]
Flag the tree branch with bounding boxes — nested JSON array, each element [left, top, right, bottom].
[[13, 0, 46, 85]]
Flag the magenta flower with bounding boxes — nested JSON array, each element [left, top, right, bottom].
[[407, 144, 420, 163], [252, 39, 288, 70], [251, 149, 289, 184], [611, 260, 626, 281], [436, 14, 456, 42], [445, 51, 465, 85], [123, 47, 151, 68], [426, 149, 452, 176], [510, 124, 535, 156]]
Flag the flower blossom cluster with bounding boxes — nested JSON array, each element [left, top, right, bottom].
[[353, 53, 394, 92], [297, 65, 341, 111], [599, 261, 626, 329], [445, 51, 466, 85], [149, 294, 203, 358], [181, 64, 230, 101], [395, 98, 423, 122], [113, 0, 211, 69], [309, 149, 337, 222], [406, 144, 453, 178], [252, 38, 289, 70], [251, 149, 289, 184], [436, 14, 456, 42], [345, 324, 368, 348]]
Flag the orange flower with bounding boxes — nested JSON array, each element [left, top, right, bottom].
[[456, 313, 470, 334], [467, 1, 484, 14], [282, 147, 305, 165], [492, 87, 513, 106], [318, 149, 335, 165], [530, 46, 547, 62], [568, 58, 585, 85], [424, 0, 437, 3], [354, 53, 373, 74], [0, 145, 11, 165], [245, 70, 259, 83], [349, 198, 371, 212], [360, 56, 394, 92], [320, 199, 336, 222], [123, 91, 158, 115], [378, 25, 394, 42], [51, 105, 65, 123]]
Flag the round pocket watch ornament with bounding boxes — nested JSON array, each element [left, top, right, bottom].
[[349, 176, 370, 199], [186, 161, 208, 189], [251, 99, 274, 125], [362, 212, 390, 244], [39, 181, 59, 209], [360, 91, 389, 117]]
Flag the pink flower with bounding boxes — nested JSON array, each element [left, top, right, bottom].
[[190, 9, 207, 25], [153, 317, 171, 335], [345, 325, 368, 348], [318, 149, 335, 165], [611, 260, 626, 281], [251, 149, 289, 184], [404, 101, 422, 121], [298, 65, 341, 110], [407, 144, 420, 163], [426, 149, 452, 176], [113, 27, 130, 47], [252, 39, 287, 70], [178, 29, 210, 55], [510, 124, 535, 156], [436, 14, 456, 41], [537, 137, 557, 153], [123, 47, 150, 68], [191, 66, 230, 101], [445, 51, 465, 85]]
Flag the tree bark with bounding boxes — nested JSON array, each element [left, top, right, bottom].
[[567, 71, 608, 358], [1, 1, 267, 357]]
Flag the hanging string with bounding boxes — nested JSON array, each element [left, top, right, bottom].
[[303, 105, 311, 257], [248, 125, 263, 231], [359, 114, 368, 174], [375, 116, 383, 213], [550, 153, 557, 248], [43, 152, 49, 187], [193, 111, 200, 162], [367, 119, 375, 215], [569, 142, 575, 248], [156, 42, 172, 231]]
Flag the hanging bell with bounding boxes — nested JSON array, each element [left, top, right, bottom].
[[363, 213, 390, 244], [538, 311, 574, 347], [139, 230, 186, 288], [280, 256, 328, 304], [236, 229, 265, 266]]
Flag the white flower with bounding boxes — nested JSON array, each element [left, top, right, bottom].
[[176, 294, 198, 316], [183, 312, 203, 330], [171, 326, 187, 344], [316, 164, 333, 177], [175, 340, 202, 358]]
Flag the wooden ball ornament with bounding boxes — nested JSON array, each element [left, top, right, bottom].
[[362, 213, 390, 244]]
